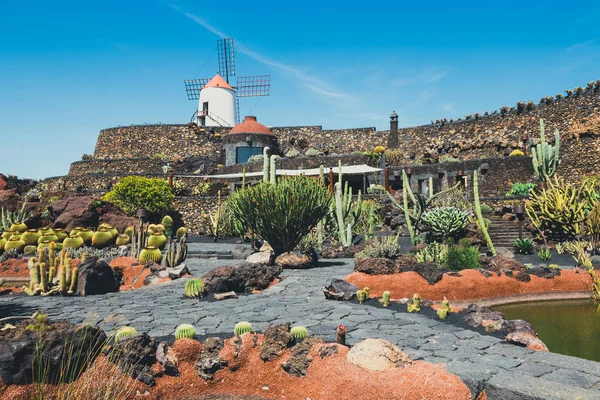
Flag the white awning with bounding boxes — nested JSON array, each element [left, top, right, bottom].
[[178, 164, 383, 179]]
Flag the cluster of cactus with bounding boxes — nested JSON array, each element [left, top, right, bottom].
[[234, 321, 253, 336], [356, 287, 370, 304], [355, 233, 400, 260], [525, 176, 598, 239], [290, 326, 309, 339], [513, 238, 534, 255], [407, 294, 421, 313], [537, 248, 552, 261], [473, 170, 496, 256], [387, 169, 461, 245], [184, 278, 204, 299], [333, 161, 363, 247], [379, 290, 391, 307], [415, 243, 448, 265], [201, 190, 225, 242], [421, 206, 470, 239], [531, 119, 560, 182], [1, 202, 31, 232], [165, 236, 188, 268], [22, 245, 78, 296], [175, 324, 197, 340], [436, 298, 452, 319]]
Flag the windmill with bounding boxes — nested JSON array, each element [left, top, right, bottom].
[[184, 38, 271, 127]]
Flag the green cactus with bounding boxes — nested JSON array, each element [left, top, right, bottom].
[[161, 215, 174, 237], [380, 291, 391, 307], [1, 202, 31, 231], [473, 170, 496, 256], [269, 154, 279, 184], [263, 147, 270, 182], [175, 324, 197, 340], [363, 287, 370, 298], [356, 289, 366, 304], [5, 237, 25, 252], [156, 224, 166, 234], [38, 227, 54, 236], [75, 228, 93, 245], [290, 326, 309, 339], [115, 326, 137, 342], [9, 221, 27, 233], [98, 223, 118, 239], [165, 236, 187, 268], [234, 321, 253, 336], [92, 228, 114, 249], [421, 207, 470, 238], [147, 224, 158, 234], [436, 298, 452, 320], [148, 232, 167, 250], [531, 119, 560, 182], [176, 226, 188, 240], [23, 245, 37, 255], [0, 238, 6, 254], [63, 235, 84, 249], [407, 294, 421, 313], [184, 278, 204, 299], [37, 234, 58, 245], [139, 246, 162, 264], [124, 225, 134, 241], [115, 234, 130, 246], [332, 161, 363, 247]]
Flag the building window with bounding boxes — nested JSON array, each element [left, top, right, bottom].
[[202, 102, 209, 115], [236, 147, 263, 164]]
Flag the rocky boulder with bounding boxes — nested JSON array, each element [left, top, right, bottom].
[[105, 333, 157, 385], [260, 324, 295, 361], [402, 262, 445, 285], [347, 339, 411, 371], [246, 251, 274, 266], [275, 250, 318, 269], [156, 341, 179, 376], [50, 196, 98, 230], [354, 257, 397, 275], [196, 337, 226, 380], [323, 279, 359, 301], [77, 256, 121, 296], [281, 337, 325, 377], [0, 319, 106, 385], [202, 263, 282, 293]]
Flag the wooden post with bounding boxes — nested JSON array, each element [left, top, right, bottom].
[[329, 168, 334, 193], [168, 173, 173, 189], [384, 167, 390, 193], [362, 173, 367, 194]]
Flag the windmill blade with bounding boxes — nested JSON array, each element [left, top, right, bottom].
[[184, 78, 211, 100], [235, 75, 271, 97], [217, 38, 235, 82]]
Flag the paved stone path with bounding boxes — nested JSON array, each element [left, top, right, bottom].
[[2, 258, 600, 399]]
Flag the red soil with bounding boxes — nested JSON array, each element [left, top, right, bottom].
[[151, 335, 472, 400], [109, 257, 151, 291], [345, 269, 593, 302], [0, 258, 29, 277]]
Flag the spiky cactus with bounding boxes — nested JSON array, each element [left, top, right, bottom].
[[407, 293, 421, 313], [473, 170, 496, 256], [184, 278, 204, 299], [436, 298, 452, 319], [356, 289, 366, 304], [380, 291, 391, 307], [333, 161, 363, 247], [161, 215, 174, 237], [531, 119, 560, 181], [23, 248, 77, 296], [269, 154, 279, 184], [175, 324, 197, 340], [234, 321, 253, 336], [262, 147, 270, 182], [165, 236, 188, 268], [115, 326, 137, 342], [290, 326, 309, 339]]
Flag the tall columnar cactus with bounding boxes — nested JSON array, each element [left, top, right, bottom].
[[165, 236, 188, 268], [269, 155, 279, 184], [531, 119, 560, 181], [262, 147, 270, 182], [402, 170, 416, 245], [161, 215, 174, 237], [1, 202, 30, 232], [333, 161, 362, 247], [23, 248, 77, 296], [473, 170, 496, 256]]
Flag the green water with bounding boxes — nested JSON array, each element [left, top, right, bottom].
[[495, 300, 600, 362]]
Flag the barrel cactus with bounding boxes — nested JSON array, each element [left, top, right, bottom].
[[24, 245, 37, 255], [21, 229, 41, 245], [175, 324, 197, 340], [147, 224, 158, 234], [99, 223, 118, 239], [9, 221, 28, 233], [290, 326, 309, 339], [139, 246, 162, 264], [176, 227, 188, 239], [155, 224, 166, 234], [5, 237, 25, 252], [233, 321, 253, 336], [184, 278, 204, 299], [147, 232, 167, 250], [63, 235, 84, 250], [38, 227, 54, 236], [115, 234, 130, 246], [0, 238, 6, 254], [52, 228, 68, 242], [124, 225, 134, 241], [115, 326, 137, 342], [75, 228, 94, 245], [38, 234, 59, 245], [161, 215, 173, 237], [1, 230, 16, 240], [37, 240, 53, 251], [92, 228, 114, 249]]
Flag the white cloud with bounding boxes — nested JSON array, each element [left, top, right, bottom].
[[442, 102, 455, 113], [564, 40, 594, 52]]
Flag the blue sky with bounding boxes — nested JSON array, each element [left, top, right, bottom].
[[1, 0, 599, 179]]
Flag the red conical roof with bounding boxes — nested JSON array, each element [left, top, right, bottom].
[[203, 74, 234, 90], [229, 116, 272, 135]]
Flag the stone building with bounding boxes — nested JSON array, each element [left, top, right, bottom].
[[222, 116, 279, 166]]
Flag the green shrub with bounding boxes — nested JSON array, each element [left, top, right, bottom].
[[506, 182, 535, 197], [355, 235, 400, 260], [513, 238, 534, 254], [446, 244, 480, 270], [421, 207, 470, 238], [537, 248, 552, 261], [227, 175, 331, 255], [102, 176, 174, 216], [192, 181, 211, 196]]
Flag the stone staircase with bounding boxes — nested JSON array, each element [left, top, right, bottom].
[[486, 215, 532, 249]]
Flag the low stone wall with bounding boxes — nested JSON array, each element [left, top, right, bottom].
[[173, 196, 219, 235], [271, 126, 384, 155], [68, 158, 166, 176]]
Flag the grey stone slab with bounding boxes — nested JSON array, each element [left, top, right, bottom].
[[515, 361, 556, 378], [455, 330, 479, 340], [543, 368, 600, 389], [527, 351, 600, 377], [485, 371, 600, 400], [444, 360, 497, 399]]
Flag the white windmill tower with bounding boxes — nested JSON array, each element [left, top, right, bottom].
[[184, 38, 271, 127]]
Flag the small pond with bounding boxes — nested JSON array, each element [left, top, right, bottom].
[[495, 300, 600, 362]]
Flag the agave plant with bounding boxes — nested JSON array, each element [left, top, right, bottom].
[[513, 238, 534, 255]]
